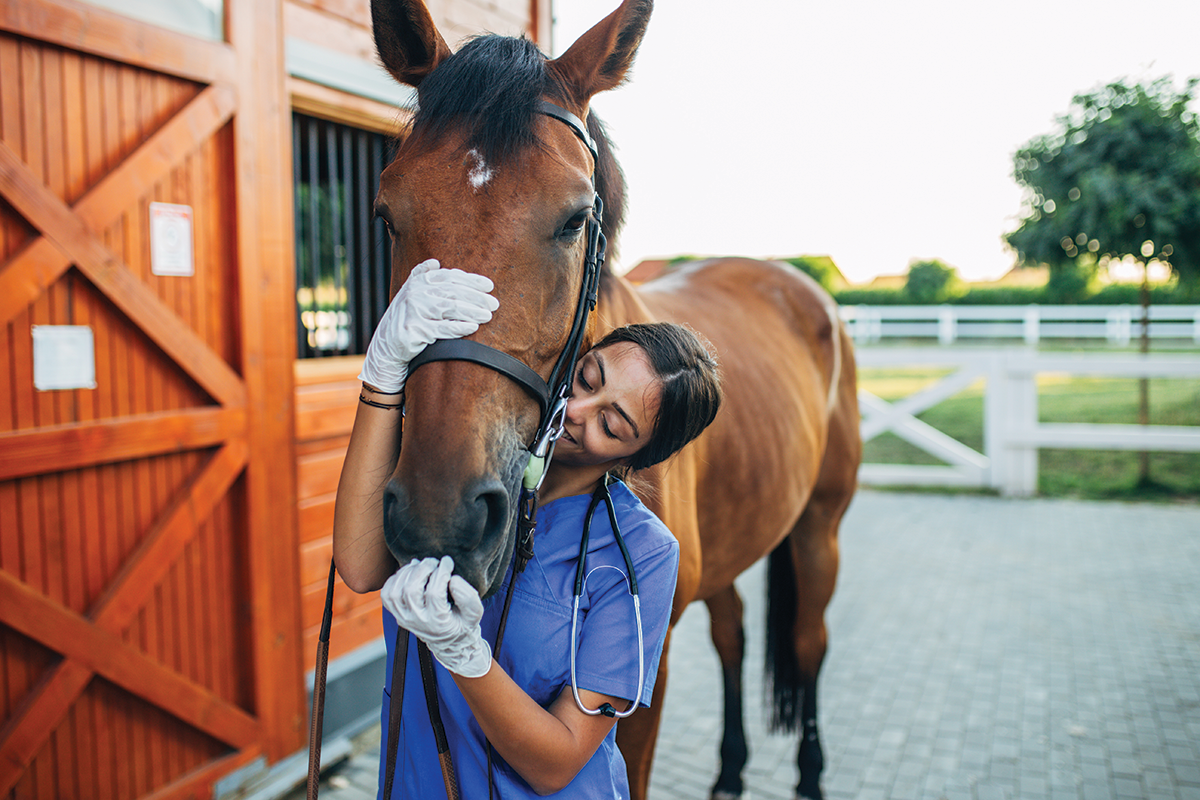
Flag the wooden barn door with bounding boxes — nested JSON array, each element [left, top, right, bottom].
[[0, 1, 303, 798]]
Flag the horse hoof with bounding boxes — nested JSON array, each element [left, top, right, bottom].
[[711, 791, 743, 800]]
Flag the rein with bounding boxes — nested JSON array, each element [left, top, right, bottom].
[[307, 100, 607, 799]]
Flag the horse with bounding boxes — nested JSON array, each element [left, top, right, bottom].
[[365, 1, 862, 798]]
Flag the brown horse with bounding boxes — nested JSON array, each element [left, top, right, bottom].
[[367, 1, 861, 798]]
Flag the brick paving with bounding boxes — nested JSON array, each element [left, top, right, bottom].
[[287, 490, 1200, 800]]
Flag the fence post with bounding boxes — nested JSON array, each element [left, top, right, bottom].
[[1194, 309, 1200, 345], [1107, 307, 1132, 346], [938, 306, 957, 345], [999, 353, 1039, 497], [1023, 306, 1040, 345], [983, 354, 1005, 490]]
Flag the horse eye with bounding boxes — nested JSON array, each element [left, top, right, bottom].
[[373, 206, 395, 235], [562, 210, 589, 235]]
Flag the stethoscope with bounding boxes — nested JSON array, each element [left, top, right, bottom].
[[568, 474, 645, 719]]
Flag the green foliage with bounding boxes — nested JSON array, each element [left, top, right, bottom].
[[905, 259, 960, 303], [1084, 282, 1185, 305], [949, 285, 1047, 305], [832, 286, 915, 305], [1006, 75, 1200, 287], [834, 281, 1190, 306], [783, 256, 843, 292], [1043, 262, 1096, 303]]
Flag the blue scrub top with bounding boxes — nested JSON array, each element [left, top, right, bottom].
[[378, 481, 680, 799]]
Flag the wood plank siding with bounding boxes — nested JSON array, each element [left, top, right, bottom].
[[294, 356, 375, 669], [0, 0, 548, 797]]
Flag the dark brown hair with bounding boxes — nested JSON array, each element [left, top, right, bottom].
[[590, 322, 723, 471]]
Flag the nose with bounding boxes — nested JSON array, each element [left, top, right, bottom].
[[564, 394, 591, 425]]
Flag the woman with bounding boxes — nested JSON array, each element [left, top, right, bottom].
[[333, 260, 722, 798]]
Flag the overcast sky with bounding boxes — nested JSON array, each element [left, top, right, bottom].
[[551, 0, 1200, 284]]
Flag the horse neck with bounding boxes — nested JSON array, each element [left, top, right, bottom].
[[596, 272, 655, 332]]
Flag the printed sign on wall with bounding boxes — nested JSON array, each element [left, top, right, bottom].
[[150, 202, 195, 276], [32, 325, 97, 391]]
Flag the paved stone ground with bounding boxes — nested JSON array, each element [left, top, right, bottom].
[[288, 490, 1200, 800]]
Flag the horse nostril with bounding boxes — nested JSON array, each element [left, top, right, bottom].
[[467, 480, 510, 550]]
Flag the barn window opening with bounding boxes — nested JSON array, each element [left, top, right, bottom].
[[81, 0, 225, 41], [293, 113, 394, 358]]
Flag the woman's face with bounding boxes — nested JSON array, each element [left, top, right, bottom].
[[556, 341, 662, 468]]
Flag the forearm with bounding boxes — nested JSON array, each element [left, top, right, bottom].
[[452, 666, 618, 795], [332, 389, 403, 592]]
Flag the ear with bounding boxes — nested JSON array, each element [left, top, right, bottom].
[[371, 0, 453, 87], [548, 0, 652, 110]]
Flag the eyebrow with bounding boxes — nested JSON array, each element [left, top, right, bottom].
[[594, 352, 640, 440]]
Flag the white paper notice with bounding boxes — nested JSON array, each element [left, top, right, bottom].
[[32, 325, 97, 391], [150, 202, 194, 277]]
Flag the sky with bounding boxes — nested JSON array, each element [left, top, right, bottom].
[[551, 0, 1200, 284]]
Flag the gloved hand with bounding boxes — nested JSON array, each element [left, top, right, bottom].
[[358, 259, 499, 393], [381, 556, 493, 679]]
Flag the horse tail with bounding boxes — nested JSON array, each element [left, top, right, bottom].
[[765, 537, 803, 733], [822, 298, 845, 417]]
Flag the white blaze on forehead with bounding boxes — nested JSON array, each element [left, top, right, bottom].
[[466, 148, 493, 189]]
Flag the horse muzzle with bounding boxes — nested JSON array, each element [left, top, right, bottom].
[[382, 449, 524, 599]]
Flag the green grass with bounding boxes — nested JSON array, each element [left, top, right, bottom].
[[858, 366, 1200, 501]]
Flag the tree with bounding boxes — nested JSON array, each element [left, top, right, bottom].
[[1005, 76, 1200, 292], [904, 259, 959, 304], [784, 255, 844, 293]]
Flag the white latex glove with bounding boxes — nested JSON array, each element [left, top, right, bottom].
[[381, 556, 493, 679], [358, 259, 499, 393]]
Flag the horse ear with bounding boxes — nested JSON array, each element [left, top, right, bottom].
[[371, 0, 453, 87], [549, 0, 652, 107]]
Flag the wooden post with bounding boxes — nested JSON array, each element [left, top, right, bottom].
[[229, 0, 306, 761], [1138, 264, 1151, 485], [1000, 355, 1039, 498]]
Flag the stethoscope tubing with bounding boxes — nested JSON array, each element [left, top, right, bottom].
[[568, 478, 645, 718]]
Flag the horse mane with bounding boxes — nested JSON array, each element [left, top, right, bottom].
[[402, 33, 625, 288]]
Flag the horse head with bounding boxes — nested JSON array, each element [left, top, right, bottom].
[[370, 0, 648, 598]]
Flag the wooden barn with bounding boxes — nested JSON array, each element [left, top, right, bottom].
[[0, 0, 550, 797]]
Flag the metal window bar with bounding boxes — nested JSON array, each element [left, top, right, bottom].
[[293, 113, 394, 358]]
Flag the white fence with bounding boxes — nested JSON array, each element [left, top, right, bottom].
[[841, 304, 1200, 346], [856, 348, 1200, 497]]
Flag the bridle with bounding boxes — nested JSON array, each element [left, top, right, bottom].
[[307, 100, 608, 800]]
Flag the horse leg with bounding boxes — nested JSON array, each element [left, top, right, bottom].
[[766, 505, 837, 800], [706, 585, 749, 800], [618, 625, 672, 800], [769, 391, 859, 800]]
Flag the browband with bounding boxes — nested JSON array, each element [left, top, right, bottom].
[[537, 100, 598, 164]]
